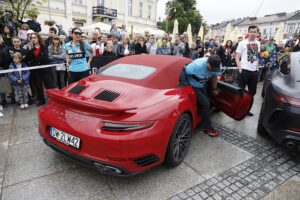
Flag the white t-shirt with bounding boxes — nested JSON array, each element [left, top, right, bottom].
[[236, 39, 260, 71]]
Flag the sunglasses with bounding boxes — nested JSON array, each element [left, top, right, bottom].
[[73, 32, 82, 36]]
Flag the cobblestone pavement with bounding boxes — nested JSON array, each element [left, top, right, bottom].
[[169, 123, 300, 200]]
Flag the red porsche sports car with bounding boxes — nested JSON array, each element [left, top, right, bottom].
[[38, 55, 253, 176]]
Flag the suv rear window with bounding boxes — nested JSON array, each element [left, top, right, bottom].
[[96, 64, 156, 80]]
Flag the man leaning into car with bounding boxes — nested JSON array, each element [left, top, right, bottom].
[[184, 55, 222, 137]]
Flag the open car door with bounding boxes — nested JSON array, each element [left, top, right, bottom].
[[210, 81, 253, 120]]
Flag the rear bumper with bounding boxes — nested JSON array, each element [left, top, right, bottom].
[[41, 135, 136, 176], [38, 105, 174, 174], [263, 103, 300, 144]]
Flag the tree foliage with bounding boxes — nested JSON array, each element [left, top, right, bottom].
[[3, 0, 40, 22], [160, 0, 208, 36]]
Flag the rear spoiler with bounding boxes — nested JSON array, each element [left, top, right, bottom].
[[46, 89, 137, 112]]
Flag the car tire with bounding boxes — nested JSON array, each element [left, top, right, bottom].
[[257, 102, 267, 135], [164, 113, 192, 167]]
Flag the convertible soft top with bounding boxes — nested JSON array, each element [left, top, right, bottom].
[[98, 55, 192, 89]]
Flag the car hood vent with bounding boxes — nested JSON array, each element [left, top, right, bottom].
[[94, 90, 120, 102], [69, 85, 86, 94]]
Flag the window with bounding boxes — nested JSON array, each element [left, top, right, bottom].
[[147, 5, 152, 19], [263, 29, 266, 34], [97, 64, 156, 80], [73, 0, 82, 4], [139, 2, 143, 18], [288, 26, 294, 34], [97, 0, 105, 6], [128, 0, 133, 16], [74, 22, 83, 28]]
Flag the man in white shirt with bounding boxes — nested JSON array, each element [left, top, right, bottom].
[[235, 25, 260, 116]]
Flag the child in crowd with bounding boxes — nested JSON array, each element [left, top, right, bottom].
[[190, 42, 199, 60], [18, 23, 29, 42], [103, 41, 116, 56], [8, 52, 30, 109]]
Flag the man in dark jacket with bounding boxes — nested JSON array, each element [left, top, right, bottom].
[[44, 27, 57, 48], [0, 9, 18, 35], [26, 15, 41, 33]]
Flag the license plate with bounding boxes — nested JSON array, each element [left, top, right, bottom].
[[50, 127, 80, 149]]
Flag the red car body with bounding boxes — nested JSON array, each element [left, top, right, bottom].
[[38, 55, 253, 176]]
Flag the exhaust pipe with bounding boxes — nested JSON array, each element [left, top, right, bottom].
[[286, 141, 297, 149], [93, 162, 122, 174]]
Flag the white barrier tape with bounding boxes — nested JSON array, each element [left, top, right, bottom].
[[0, 64, 65, 75], [221, 66, 264, 70]]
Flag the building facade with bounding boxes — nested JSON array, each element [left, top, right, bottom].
[[33, 0, 158, 33], [236, 12, 296, 39], [209, 11, 300, 42], [285, 11, 300, 37]]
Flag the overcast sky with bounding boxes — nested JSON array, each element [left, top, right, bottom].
[[157, 0, 300, 25]]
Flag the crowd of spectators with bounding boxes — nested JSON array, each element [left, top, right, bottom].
[[0, 7, 300, 116]]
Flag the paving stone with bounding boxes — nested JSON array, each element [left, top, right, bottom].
[[170, 196, 181, 200], [199, 191, 209, 199], [192, 186, 202, 193], [205, 188, 215, 196], [231, 193, 242, 200], [224, 187, 234, 194], [229, 184, 239, 192], [191, 194, 203, 200], [187, 189, 196, 197]]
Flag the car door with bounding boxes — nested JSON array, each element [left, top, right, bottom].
[[209, 81, 253, 120]]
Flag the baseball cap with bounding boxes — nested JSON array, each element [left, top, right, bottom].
[[207, 55, 221, 72]]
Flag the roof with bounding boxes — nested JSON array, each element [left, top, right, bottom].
[[287, 11, 300, 21], [210, 18, 248, 29], [239, 12, 296, 26]]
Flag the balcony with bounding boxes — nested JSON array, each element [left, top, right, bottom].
[[92, 6, 117, 19]]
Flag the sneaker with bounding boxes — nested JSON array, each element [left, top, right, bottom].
[[24, 103, 29, 109], [204, 128, 220, 137], [20, 104, 25, 109], [0, 112, 3, 117], [247, 112, 254, 116]]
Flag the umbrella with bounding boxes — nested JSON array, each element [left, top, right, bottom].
[[80, 22, 111, 33], [198, 25, 204, 42], [230, 27, 241, 42], [206, 28, 212, 39], [223, 23, 232, 44], [171, 19, 179, 43], [187, 23, 193, 47], [274, 22, 285, 43]]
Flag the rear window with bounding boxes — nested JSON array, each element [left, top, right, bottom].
[[96, 64, 156, 80]]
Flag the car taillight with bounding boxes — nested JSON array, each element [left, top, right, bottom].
[[289, 128, 300, 132], [274, 95, 300, 107], [101, 121, 155, 132]]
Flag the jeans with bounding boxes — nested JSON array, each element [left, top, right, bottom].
[[31, 67, 57, 104], [192, 87, 212, 129], [238, 69, 259, 96], [68, 70, 90, 84], [56, 71, 66, 89]]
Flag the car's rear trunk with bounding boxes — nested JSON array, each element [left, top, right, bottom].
[[46, 79, 173, 115]]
